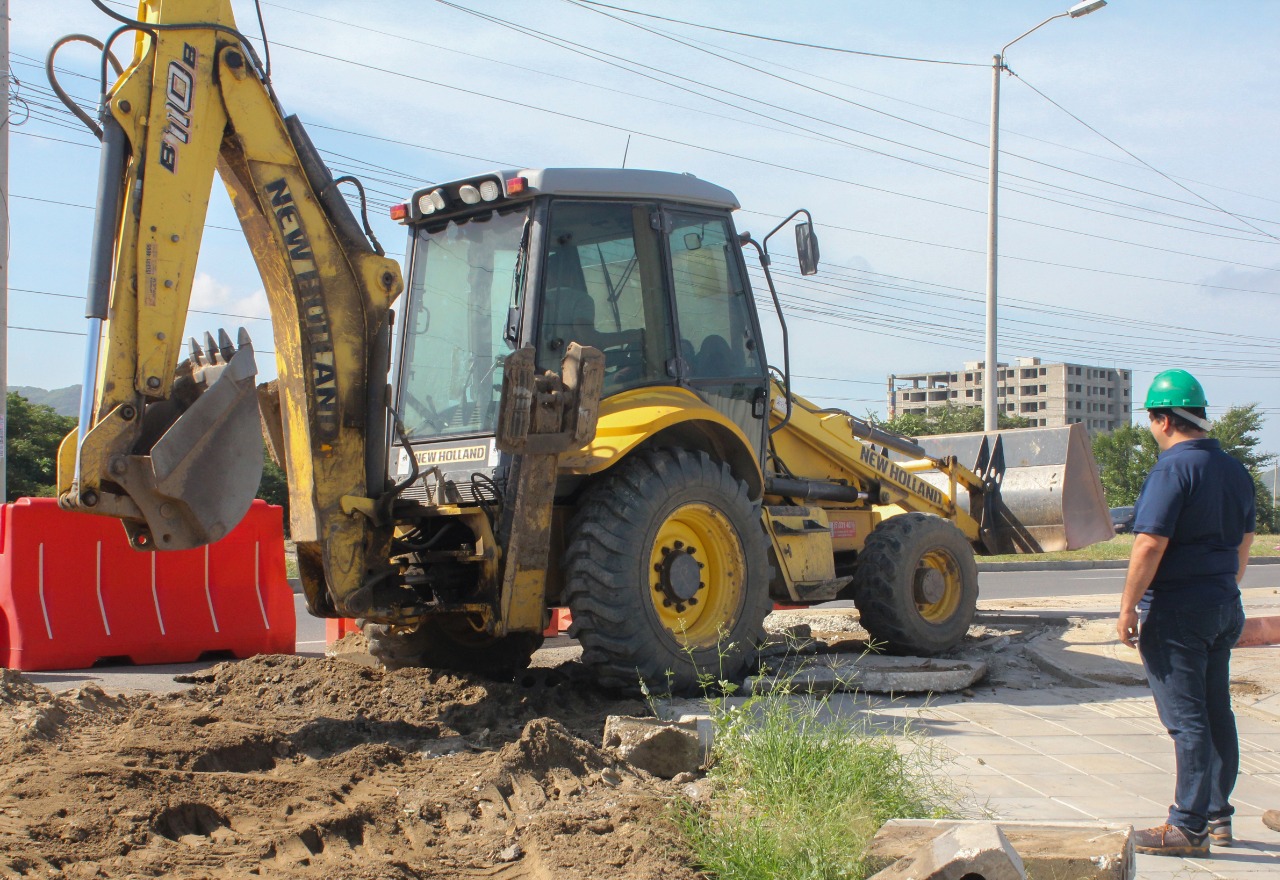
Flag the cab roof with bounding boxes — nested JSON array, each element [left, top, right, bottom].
[[513, 168, 740, 211]]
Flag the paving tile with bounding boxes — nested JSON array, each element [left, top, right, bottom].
[[1056, 793, 1167, 821], [1011, 733, 1132, 755], [1058, 752, 1167, 775], [1095, 772, 1174, 802], [931, 734, 1041, 756], [968, 753, 1083, 778], [1183, 850, 1280, 874], [962, 718, 1080, 737], [973, 795, 1094, 821]]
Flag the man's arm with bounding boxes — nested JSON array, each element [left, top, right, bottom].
[[1238, 532, 1255, 584], [1117, 532, 1170, 649]]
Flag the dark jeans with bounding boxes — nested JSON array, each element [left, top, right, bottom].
[[1139, 598, 1245, 832]]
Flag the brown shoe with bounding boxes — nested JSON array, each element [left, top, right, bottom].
[[1133, 823, 1209, 857], [1264, 810, 1280, 833]]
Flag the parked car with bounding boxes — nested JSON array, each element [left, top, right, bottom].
[[1110, 506, 1136, 534]]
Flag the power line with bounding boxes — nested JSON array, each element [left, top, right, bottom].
[[571, 0, 987, 67]]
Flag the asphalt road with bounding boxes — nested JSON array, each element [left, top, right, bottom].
[[977, 565, 1277, 601], [16, 564, 1279, 695]]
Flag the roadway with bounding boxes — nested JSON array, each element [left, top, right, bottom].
[[16, 562, 1278, 695], [977, 564, 1277, 601]]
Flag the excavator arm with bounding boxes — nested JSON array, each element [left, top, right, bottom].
[[55, 0, 403, 619]]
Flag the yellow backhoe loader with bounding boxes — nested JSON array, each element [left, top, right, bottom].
[[54, 0, 1112, 692]]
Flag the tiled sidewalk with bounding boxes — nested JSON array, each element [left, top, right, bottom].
[[863, 686, 1280, 879]]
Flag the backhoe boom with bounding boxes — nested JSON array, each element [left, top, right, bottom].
[[56, 0, 404, 619]]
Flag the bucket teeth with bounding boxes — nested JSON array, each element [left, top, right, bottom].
[[217, 328, 235, 362], [203, 331, 220, 365], [237, 327, 252, 348], [189, 335, 206, 366]]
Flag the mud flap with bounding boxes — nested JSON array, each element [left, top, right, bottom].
[[115, 331, 263, 550], [914, 423, 1113, 553]]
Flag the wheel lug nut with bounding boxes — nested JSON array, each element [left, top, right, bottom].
[[653, 583, 663, 592], [688, 597, 698, 605], [654, 563, 663, 573], [662, 598, 672, 608], [674, 540, 684, 550], [698, 582, 705, 590], [675, 603, 686, 613], [661, 547, 670, 556]]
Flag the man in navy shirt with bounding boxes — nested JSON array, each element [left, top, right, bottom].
[[1118, 369, 1255, 857]]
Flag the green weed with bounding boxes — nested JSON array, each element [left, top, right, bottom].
[[672, 664, 958, 880]]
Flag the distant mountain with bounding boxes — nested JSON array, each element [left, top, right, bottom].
[[10, 386, 81, 417]]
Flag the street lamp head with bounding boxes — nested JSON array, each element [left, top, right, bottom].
[[1068, 0, 1106, 18]]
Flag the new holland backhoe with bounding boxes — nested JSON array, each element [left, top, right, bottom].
[[54, 0, 1113, 691]]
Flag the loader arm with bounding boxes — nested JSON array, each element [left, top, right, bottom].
[[55, 0, 404, 619]]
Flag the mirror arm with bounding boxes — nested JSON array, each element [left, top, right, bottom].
[[740, 234, 792, 435]]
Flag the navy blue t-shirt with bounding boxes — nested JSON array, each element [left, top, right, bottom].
[[1133, 437, 1255, 609]]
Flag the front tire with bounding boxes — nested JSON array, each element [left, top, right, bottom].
[[563, 448, 771, 694], [361, 618, 543, 679], [851, 513, 978, 655]]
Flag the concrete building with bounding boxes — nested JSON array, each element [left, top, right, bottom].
[[887, 357, 1133, 433]]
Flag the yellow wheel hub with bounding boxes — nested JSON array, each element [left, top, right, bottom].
[[648, 502, 745, 647], [913, 549, 963, 623]]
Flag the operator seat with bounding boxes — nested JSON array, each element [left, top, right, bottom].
[[695, 334, 735, 377]]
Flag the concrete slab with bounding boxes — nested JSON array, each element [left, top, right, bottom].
[[748, 653, 987, 695], [866, 819, 1134, 880]]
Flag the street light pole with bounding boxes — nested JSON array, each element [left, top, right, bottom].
[[983, 0, 1106, 432]]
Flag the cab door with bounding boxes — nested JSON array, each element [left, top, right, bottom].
[[664, 208, 769, 462]]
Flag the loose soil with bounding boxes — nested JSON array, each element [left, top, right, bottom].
[[8, 596, 1269, 878], [0, 648, 698, 879]]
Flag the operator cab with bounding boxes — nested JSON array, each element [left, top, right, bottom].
[[391, 168, 770, 504]]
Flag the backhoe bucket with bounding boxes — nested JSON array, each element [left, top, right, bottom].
[[114, 330, 263, 550], [914, 423, 1113, 554]]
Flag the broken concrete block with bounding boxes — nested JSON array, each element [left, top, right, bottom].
[[867, 820, 1134, 880], [602, 715, 701, 779], [868, 822, 1025, 880], [749, 654, 987, 695]]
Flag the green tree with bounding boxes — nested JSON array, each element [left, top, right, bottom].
[[1210, 404, 1276, 533], [6, 392, 78, 502], [1091, 421, 1158, 507], [1092, 404, 1276, 532], [257, 446, 290, 533], [876, 404, 1033, 437]]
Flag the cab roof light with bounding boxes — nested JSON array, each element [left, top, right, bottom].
[[417, 188, 448, 215], [505, 176, 528, 196], [479, 179, 500, 202], [458, 184, 481, 205], [390, 202, 409, 221]]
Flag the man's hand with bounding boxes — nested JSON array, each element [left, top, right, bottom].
[[1117, 608, 1140, 649], [1118, 532, 1168, 651]]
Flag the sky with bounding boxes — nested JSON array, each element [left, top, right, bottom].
[[8, 1, 1280, 461]]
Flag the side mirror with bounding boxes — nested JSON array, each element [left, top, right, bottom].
[[795, 222, 820, 276]]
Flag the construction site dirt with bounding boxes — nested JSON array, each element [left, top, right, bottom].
[[2, 598, 1278, 879]]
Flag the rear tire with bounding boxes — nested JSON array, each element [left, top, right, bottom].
[[851, 513, 978, 655], [361, 618, 543, 679], [563, 448, 771, 694]]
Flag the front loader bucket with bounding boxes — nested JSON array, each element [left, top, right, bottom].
[[914, 423, 1113, 554]]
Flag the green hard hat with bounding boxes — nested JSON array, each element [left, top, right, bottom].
[[1145, 369, 1208, 409]]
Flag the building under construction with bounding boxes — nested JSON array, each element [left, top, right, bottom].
[[888, 357, 1133, 433]]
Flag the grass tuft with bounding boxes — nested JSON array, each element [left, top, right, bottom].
[[674, 675, 958, 880]]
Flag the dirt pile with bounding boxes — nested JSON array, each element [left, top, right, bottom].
[[0, 655, 700, 879]]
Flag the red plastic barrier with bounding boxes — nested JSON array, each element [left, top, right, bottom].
[[326, 617, 362, 645], [0, 498, 295, 671]]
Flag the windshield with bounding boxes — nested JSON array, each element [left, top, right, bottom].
[[397, 206, 528, 439]]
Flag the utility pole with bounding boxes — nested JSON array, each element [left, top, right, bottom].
[[1, 0, 10, 503]]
